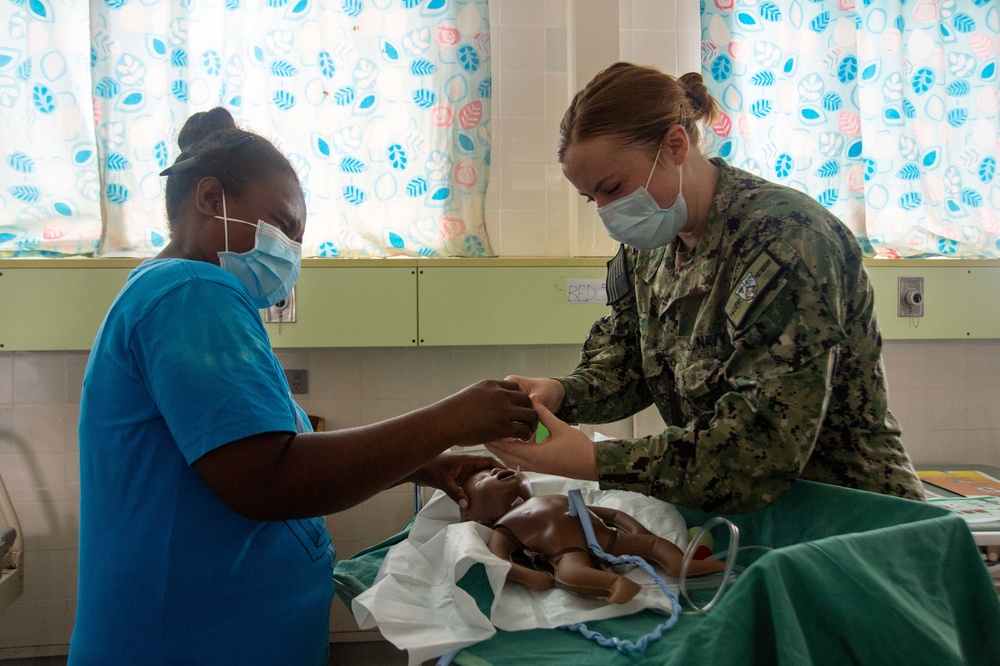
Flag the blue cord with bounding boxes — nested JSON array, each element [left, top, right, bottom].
[[558, 489, 681, 655]]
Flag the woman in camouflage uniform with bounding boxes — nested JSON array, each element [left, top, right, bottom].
[[488, 62, 923, 513]]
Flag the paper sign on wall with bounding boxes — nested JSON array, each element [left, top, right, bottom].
[[566, 279, 606, 305]]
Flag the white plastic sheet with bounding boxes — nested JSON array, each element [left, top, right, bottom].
[[352, 473, 690, 665]]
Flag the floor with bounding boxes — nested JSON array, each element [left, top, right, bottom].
[[0, 641, 409, 665]]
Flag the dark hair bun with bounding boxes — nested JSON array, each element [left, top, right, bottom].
[[177, 107, 237, 152]]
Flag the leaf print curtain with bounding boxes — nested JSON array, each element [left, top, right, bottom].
[[701, 0, 1000, 259], [0, 1, 103, 256], [1, 0, 494, 258]]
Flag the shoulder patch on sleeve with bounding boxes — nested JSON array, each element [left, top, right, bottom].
[[605, 243, 632, 305], [725, 249, 782, 329]]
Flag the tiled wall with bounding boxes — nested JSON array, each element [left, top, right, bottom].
[[1, 0, 998, 656]]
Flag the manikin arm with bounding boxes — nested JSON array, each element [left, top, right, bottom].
[[589, 505, 652, 535]]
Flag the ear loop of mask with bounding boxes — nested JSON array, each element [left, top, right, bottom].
[[221, 191, 230, 252]]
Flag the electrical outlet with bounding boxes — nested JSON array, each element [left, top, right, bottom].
[[285, 369, 308, 394], [898, 277, 924, 317]]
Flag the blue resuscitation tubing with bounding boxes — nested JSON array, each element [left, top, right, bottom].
[[558, 489, 682, 655]]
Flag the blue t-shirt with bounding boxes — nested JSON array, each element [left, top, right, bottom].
[[71, 259, 335, 666]]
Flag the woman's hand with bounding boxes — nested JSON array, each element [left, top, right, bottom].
[[503, 375, 565, 414], [486, 397, 598, 481], [409, 453, 505, 509], [441, 379, 539, 445]]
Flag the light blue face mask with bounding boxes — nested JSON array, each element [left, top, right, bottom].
[[215, 192, 302, 309], [596, 146, 688, 250]]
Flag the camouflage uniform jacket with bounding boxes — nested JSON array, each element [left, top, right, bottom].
[[557, 159, 923, 513]]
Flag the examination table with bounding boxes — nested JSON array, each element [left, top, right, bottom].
[[334, 480, 1000, 665]]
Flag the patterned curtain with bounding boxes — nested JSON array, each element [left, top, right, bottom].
[[1, 0, 494, 259], [0, 1, 103, 256], [701, 0, 1000, 259]]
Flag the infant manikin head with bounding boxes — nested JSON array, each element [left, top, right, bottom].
[[460, 467, 533, 526]]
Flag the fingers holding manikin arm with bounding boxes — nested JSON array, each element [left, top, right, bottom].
[[487, 396, 598, 481]]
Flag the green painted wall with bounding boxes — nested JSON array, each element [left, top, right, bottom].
[[1, 259, 998, 351]]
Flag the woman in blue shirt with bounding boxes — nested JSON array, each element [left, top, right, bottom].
[[70, 108, 537, 665]]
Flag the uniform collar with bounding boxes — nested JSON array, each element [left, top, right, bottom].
[[633, 158, 738, 297]]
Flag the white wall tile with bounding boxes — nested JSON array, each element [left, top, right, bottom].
[[545, 163, 569, 209], [11, 599, 74, 647], [13, 354, 67, 405], [406, 347, 457, 404], [497, 209, 547, 256], [498, 117, 547, 164], [0, 453, 70, 504], [544, 345, 583, 376], [499, 162, 546, 210], [273, 349, 310, 372], [966, 339, 1000, 387], [499, 0, 543, 26], [0, 355, 12, 405], [883, 340, 928, 390], [309, 349, 362, 401], [6, 404, 79, 454], [544, 0, 568, 28], [632, 30, 679, 75], [966, 430, 1000, 468], [11, 500, 78, 552], [965, 386, 1000, 430], [545, 27, 568, 72], [677, 31, 702, 74], [299, 398, 363, 430], [326, 504, 367, 544], [633, 0, 675, 31], [359, 399, 424, 427], [544, 209, 572, 256], [64, 353, 88, 405], [453, 346, 503, 390], [901, 429, 963, 465], [19, 549, 75, 603], [676, 0, 702, 35], [924, 340, 968, 389], [499, 70, 545, 118], [889, 387, 930, 433], [923, 389, 969, 432], [499, 25, 546, 72], [544, 72, 569, 121], [0, 406, 12, 455], [360, 491, 417, 545], [357, 348, 409, 400], [499, 346, 549, 378]]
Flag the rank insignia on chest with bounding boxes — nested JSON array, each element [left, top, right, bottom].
[[725, 249, 782, 329]]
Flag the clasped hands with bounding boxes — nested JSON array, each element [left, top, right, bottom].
[[485, 375, 599, 483], [414, 375, 597, 510]]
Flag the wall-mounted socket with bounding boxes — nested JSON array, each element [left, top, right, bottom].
[[285, 369, 308, 394], [898, 277, 924, 317], [266, 287, 296, 323]]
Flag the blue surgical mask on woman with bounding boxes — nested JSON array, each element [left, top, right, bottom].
[[596, 145, 688, 250], [215, 191, 302, 308]]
